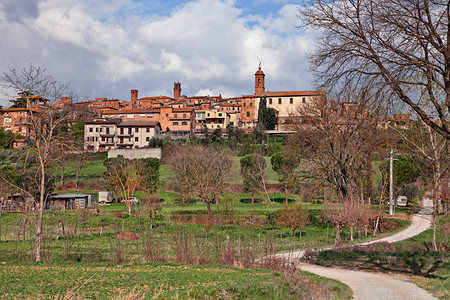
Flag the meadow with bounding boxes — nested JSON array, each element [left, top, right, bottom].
[[0, 151, 418, 299]]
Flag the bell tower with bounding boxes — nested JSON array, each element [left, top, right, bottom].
[[173, 82, 181, 99], [254, 62, 265, 95]]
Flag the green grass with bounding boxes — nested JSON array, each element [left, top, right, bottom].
[[53, 154, 281, 187], [0, 262, 351, 299]]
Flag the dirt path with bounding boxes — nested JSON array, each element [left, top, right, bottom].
[[278, 198, 436, 300]]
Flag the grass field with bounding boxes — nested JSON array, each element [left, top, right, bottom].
[[0, 152, 420, 299], [0, 262, 351, 299]]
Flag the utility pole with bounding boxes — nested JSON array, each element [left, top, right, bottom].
[[383, 149, 399, 216], [389, 148, 396, 216]]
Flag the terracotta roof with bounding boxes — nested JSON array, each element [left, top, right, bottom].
[[1, 108, 30, 112], [255, 66, 265, 75], [84, 118, 121, 124], [242, 90, 325, 98], [102, 108, 160, 114], [139, 96, 171, 100], [172, 107, 194, 112]]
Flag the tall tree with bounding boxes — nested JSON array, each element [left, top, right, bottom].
[[10, 91, 33, 108], [0, 64, 73, 262], [271, 151, 298, 204], [394, 121, 449, 250], [168, 145, 231, 216], [287, 89, 388, 201], [140, 157, 160, 197], [299, 0, 450, 140], [240, 153, 275, 210], [105, 158, 144, 215], [257, 96, 278, 130]]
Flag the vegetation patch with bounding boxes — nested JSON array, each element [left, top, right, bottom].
[[0, 262, 351, 299]]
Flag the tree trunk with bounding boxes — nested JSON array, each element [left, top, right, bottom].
[[75, 153, 85, 189], [251, 193, 254, 204], [206, 200, 212, 216], [350, 226, 354, 241], [285, 185, 288, 205], [35, 163, 46, 262], [60, 163, 64, 189], [334, 226, 341, 248]]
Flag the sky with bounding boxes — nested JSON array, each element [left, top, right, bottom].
[[0, 0, 316, 106]]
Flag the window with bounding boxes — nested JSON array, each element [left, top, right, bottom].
[[135, 128, 138, 132], [127, 114, 134, 118], [246, 111, 250, 117], [207, 113, 210, 117], [269, 98, 272, 105], [218, 113, 222, 116], [174, 113, 178, 118], [165, 113, 169, 117], [95, 128, 99, 132], [302, 97, 306, 103], [100, 127, 103, 132], [146, 137, 150, 142], [146, 128, 150, 132], [135, 137, 139, 142], [243, 103, 246, 107], [278, 98, 282, 104], [139, 114, 145, 118], [290, 98, 293, 104], [183, 113, 186, 118], [250, 102, 252, 107], [119, 115, 124, 118], [4, 117, 11, 123], [95, 137, 98, 141], [217, 125, 220, 128], [128, 128, 132, 134], [147, 114, 153, 118], [106, 128, 110, 134], [173, 121, 179, 125], [120, 128, 124, 134], [182, 121, 187, 125], [89, 128, 93, 132]]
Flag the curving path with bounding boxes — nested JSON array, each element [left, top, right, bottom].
[[277, 197, 436, 300]]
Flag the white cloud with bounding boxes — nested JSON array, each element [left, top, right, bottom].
[[0, 0, 316, 106]]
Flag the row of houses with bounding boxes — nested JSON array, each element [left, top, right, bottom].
[[1, 64, 410, 152]]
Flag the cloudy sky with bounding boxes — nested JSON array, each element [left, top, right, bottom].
[[0, 0, 316, 106]]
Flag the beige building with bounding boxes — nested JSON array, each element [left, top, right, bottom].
[[84, 118, 161, 152], [240, 65, 325, 129], [197, 109, 241, 130]]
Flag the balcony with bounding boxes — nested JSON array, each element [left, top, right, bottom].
[[99, 133, 115, 138], [117, 133, 132, 137], [99, 140, 115, 146]]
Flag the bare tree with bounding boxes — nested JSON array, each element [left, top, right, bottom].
[[276, 203, 309, 236], [240, 153, 275, 210], [167, 145, 232, 216], [105, 158, 143, 215], [287, 90, 388, 201], [323, 200, 375, 246], [299, 0, 450, 140], [394, 121, 449, 250], [0, 65, 73, 262]]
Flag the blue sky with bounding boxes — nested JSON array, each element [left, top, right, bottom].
[[0, 0, 315, 106]]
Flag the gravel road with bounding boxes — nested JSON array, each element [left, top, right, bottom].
[[278, 198, 436, 300]]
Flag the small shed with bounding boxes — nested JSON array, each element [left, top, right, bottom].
[[49, 193, 98, 210]]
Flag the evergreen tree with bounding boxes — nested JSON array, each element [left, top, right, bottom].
[[10, 91, 33, 108], [257, 96, 278, 130]]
